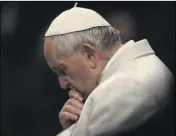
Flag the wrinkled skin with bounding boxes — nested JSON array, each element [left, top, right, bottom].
[[44, 36, 119, 129]]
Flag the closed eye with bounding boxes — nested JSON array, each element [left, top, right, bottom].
[[51, 65, 67, 76], [57, 70, 67, 76]]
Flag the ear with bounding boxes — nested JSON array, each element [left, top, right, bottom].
[[80, 43, 97, 69]]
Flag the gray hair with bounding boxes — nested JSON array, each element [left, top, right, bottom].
[[52, 26, 121, 55]]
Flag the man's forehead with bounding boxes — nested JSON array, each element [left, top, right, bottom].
[[44, 36, 57, 50], [44, 37, 54, 56], [46, 53, 66, 68], [44, 36, 61, 62], [44, 36, 68, 67]]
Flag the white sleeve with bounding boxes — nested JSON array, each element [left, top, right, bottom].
[[56, 124, 76, 136], [87, 78, 160, 136]]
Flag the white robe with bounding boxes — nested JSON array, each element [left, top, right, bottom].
[[57, 39, 173, 136]]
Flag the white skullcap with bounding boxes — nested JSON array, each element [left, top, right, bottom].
[[45, 6, 111, 36]]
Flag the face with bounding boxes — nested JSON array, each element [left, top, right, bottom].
[[44, 37, 107, 99]]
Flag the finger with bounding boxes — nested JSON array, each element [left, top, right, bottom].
[[69, 90, 83, 102], [63, 105, 81, 116], [65, 98, 83, 110], [60, 111, 78, 121]]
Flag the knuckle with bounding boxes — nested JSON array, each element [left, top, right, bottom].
[[65, 99, 71, 106], [74, 94, 79, 98], [64, 105, 71, 111], [61, 111, 69, 119], [62, 105, 69, 112], [69, 98, 75, 105], [68, 91, 72, 97], [58, 111, 65, 119], [67, 98, 73, 104], [63, 111, 68, 117]]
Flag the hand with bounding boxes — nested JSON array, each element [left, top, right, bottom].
[[59, 90, 84, 129]]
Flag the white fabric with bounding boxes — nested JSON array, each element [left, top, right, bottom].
[[56, 124, 76, 136], [56, 39, 173, 136], [45, 7, 110, 36]]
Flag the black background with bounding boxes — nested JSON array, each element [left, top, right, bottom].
[[1, 2, 175, 136]]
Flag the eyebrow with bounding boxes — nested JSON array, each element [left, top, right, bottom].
[[50, 63, 67, 75], [51, 63, 66, 70]]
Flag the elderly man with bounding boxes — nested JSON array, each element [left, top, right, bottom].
[[44, 6, 174, 136]]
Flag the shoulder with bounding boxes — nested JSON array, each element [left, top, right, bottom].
[[90, 74, 149, 104], [91, 67, 172, 107]]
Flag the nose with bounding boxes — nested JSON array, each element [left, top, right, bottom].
[[58, 76, 69, 89]]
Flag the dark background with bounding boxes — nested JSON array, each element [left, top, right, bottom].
[[1, 2, 175, 136]]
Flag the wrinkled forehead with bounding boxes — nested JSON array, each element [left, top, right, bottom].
[[44, 36, 67, 67], [44, 37, 58, 65], [44, 36, 55, 57]]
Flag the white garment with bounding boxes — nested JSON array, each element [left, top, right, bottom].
[[57, 39, 173, 136]]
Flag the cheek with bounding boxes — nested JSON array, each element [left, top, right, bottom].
[[68, 73, 86, 84], [68, 67, 90, 85], [67, 61, 88, 79], [67, 58, 92, 86]]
